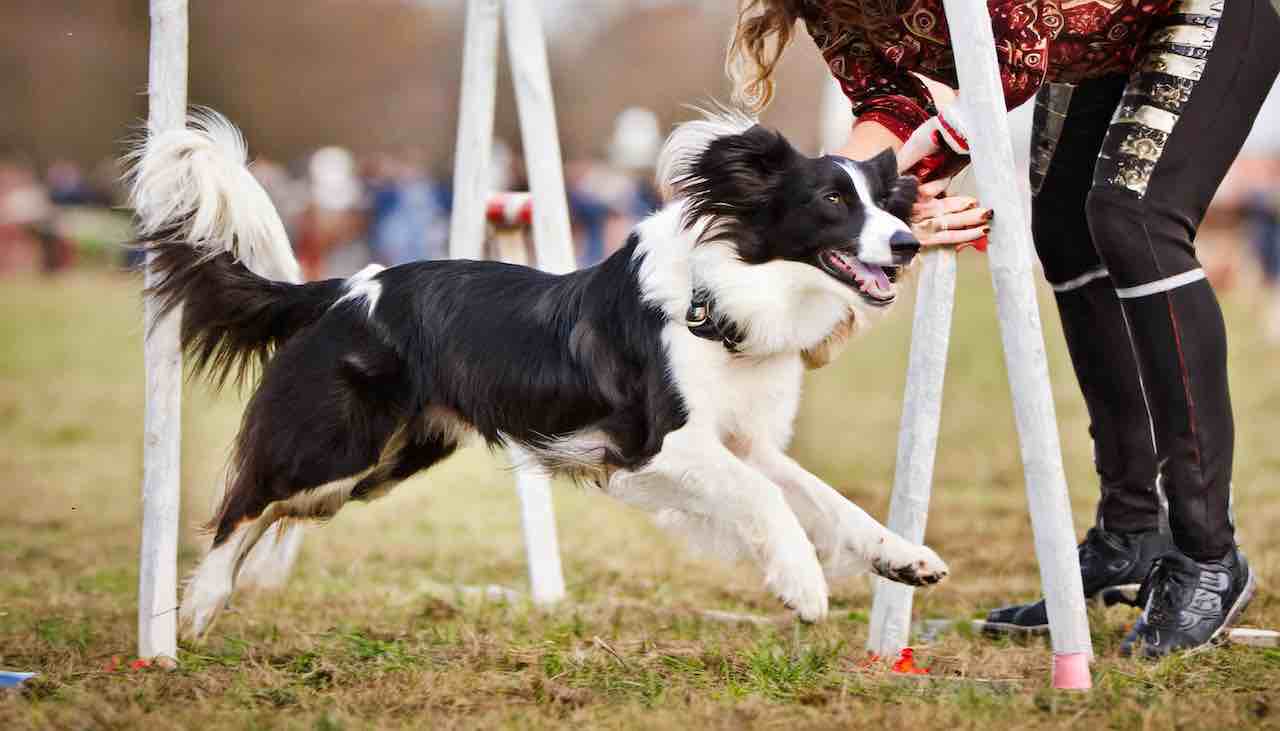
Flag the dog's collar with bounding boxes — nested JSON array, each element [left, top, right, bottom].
[[685, 290, 743, 353]]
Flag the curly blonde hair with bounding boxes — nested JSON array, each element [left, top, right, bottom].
[[728, 1, 868, 112], [726, 0, 803, 112]]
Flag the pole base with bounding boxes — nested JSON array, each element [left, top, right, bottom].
[[1052, 652, 1091, 690]]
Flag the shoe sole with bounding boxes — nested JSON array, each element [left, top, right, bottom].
[[1210, 565, 1258, 644], [981, 583, 1144, 636], [980, 620, 1049, 636]]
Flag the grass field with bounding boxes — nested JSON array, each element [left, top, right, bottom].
[[2, 267, 1279, 729]]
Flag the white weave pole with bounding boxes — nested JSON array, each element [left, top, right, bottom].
[[502, 0, 575, 276], [819, 76, 852, 153], [508, 450, 566, 605], [449, 0, 501, 262], [822, 69, 962, 659], [867, 249, 957, 657], [138, 0, 187, 662], [942, 0, 1092, 689], [449, 0, 568, 606]]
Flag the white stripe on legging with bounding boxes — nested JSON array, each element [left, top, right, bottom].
[[1050, 266, 1111, 293], [1115, 268, 1206, 299]]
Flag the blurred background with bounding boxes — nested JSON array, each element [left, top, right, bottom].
[[2, 0, 836, 278], [3, 0, 1280, 329]]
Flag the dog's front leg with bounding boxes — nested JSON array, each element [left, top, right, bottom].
[[606, 428, 829, 622], [750, 450, 948, 587]]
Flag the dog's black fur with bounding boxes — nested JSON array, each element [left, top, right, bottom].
[[150, 232, 687, 545]]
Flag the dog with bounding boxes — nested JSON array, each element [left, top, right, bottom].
[[127, 108, 949, 639]]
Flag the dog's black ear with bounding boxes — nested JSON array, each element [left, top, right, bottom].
[[865, 148, 917, 221], [679, 124, 797, 246], [868, 147, 899, 183], [884, 174, 918, 221]]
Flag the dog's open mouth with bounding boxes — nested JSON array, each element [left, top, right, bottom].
[[817, 248, 897, 306]]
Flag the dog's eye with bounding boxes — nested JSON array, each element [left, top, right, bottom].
[[824, 192, 843, 205]]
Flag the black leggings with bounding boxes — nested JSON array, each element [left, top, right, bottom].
[[1030, 0, 1280, 559]]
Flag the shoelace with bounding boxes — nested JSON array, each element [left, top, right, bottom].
[[1137, 552, 1200, 625]]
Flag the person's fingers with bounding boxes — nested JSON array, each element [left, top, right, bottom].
[[916, 177, 951, 200], [931, 206, 992, 231], [911, 196, 980, 221], [914, 225, 991, 246]]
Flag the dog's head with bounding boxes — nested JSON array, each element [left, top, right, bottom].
[[663, 119, 919, 310]]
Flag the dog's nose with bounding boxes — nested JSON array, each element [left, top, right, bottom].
[[890, 230, 920, 265]]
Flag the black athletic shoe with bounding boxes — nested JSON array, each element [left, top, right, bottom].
[[984, 527, 1171, 634], [1119, 547, 1256, 658]]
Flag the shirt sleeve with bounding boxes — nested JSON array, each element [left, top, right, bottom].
[[804, 1, 1058, 139], [988, 0, 1055, 110], [803, 13, 936, 142]]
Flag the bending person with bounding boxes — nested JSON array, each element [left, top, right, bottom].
[[730, 0, 1280, 656]]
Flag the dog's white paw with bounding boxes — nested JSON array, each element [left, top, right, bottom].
[[178, 585, 228, 641], [872, 542, 949, 587], [766, 545, 830, 622], [178, 539, 241, 641]]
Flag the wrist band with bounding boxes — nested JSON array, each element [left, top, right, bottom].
[[936, 111, 970, 153]]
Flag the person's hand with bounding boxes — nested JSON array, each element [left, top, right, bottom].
[[909, 178, 991, 248]]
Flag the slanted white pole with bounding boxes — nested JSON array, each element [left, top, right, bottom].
[[501, 0, 570, 605], [483, 193, 565, 604], [139, 0, 187, 662], [822, 75, 958, 657], [867, 248, 957, 657], [501, 0, 575, 275], [819, 76, 851, 154], [450, 1, 567, 606], [449, 0, 502, 262], [508, 448, 567, 605], [941, 0, 1092, 689]]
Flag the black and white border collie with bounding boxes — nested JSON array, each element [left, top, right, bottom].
[[128, 109, 948, 639]]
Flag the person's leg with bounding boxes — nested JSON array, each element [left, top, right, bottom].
[[1031, 77, 1165, 536], [1085, 0, 1280, 656], [985, 78, 1171, 631]]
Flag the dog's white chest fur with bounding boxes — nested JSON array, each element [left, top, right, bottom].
[[663, 325, 803, 451]]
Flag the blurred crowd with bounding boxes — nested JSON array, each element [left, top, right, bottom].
[[0, 157, 126, 273], [0, 107, 664, 280], [1206, 157, 1280, 343]]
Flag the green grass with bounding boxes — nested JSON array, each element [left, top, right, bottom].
[[1, 268, 1278, 729]]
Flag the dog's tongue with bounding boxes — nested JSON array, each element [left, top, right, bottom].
[[851, 258, 891, 295]]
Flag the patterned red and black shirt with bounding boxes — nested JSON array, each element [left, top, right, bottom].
[[801, 0, 1176, 139]]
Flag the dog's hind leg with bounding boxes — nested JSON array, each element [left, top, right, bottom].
[[181, 477, 355, 639], [180, 508, 291, 640], [750, 449, 949, 586], [181, 316, 415, 638], [235, 522, 305, 591], [606, 427, 830, 622], [180, 427, 461, 639]]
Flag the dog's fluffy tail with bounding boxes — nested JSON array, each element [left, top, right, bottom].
[[129, 108, 300, 282], [127, 109, 345, 389]]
